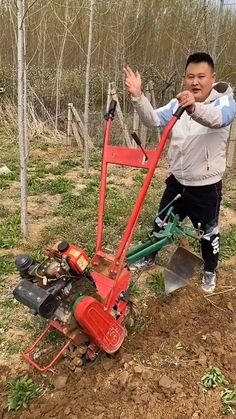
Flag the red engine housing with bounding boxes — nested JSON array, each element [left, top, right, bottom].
[[73, 296, 126, 354], [58, 241, 90, 274]]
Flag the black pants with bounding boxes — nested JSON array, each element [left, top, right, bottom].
[[154, 174, 222, 272]]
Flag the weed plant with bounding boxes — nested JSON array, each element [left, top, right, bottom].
[[7, 376, 40, 411]]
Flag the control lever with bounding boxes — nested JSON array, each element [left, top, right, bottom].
[[130, 132, 149, 162]]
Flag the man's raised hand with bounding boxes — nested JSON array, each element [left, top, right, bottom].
[[124, 65, 142, 98]]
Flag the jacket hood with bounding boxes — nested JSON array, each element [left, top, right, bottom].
[[206, 81, 234, 103]]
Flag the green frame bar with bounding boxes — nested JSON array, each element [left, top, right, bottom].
[[126, 211, 200, 264]]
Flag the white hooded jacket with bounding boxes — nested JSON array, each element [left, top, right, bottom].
[[131, 82, 236, 186]]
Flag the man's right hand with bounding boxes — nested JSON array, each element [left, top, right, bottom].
[[124, 65, 142, 98]]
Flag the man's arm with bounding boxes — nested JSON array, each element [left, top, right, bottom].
[[131, 94, 178, 127], [190, 95, 236, 128], [124, 65, 178, 127]]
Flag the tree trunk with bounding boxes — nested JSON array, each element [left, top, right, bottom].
[[55, 0, 69, 131], [211, 0, 224, 63], [17, 0, 28, 238], [84, 0, 94, 176], [23, 0, 28, 160]]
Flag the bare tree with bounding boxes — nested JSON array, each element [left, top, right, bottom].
[[84, 0, 94, 176], [1, 0, 236, 129], [17, 0, 28, 238], [212, 0, 225, 63], [55, 0, 69, 131]]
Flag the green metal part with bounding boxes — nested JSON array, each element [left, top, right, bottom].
[[72, 295, 85, 313], [126, 208, 200, 264]]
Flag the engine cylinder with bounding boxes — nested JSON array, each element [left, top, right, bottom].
[[15, 254, 37, 278], [13, 279, 58, 319]]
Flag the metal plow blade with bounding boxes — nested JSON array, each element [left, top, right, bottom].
[[164, 246, 203, 294]]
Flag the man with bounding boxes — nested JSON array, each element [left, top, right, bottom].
[[124, 52, 236, 293]]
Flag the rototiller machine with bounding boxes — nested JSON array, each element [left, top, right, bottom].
[[13, 100, 202, 372]]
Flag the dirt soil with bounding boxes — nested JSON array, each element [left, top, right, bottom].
[[0, 144, 235, 419], [1, 267, 235, 419]]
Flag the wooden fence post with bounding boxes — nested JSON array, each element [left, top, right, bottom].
[[227, 118, 236, 168], [140, 83, 151, 147], [132, 109, 139, 134], [71, 121, 83, 149], [70, 104, 93, 149], [106, 82, 111, 112], [67, 103, 73, 145]]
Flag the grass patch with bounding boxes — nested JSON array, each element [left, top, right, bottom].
[[45, 328, 65, 345], [54, 191, 97, 221], [0, 255, 15, 274], [147, 271, 165, 294], [221, 199, 233, 209], [49, 166, 66, 176], [37, 142, 49, 151], [7, 375, 41, 411], [0, 176, 16, 190], [0, 255, 15, 292], [132, 171, 146, 185], [0, 204, 10, 218], [221, 388, 236, 415], [54, 192, 82, 215], [201, 367, 228, 389], [129, 282, 143, 299], [0, 213, 21, 248], [40, 219, 97, 255], [132, 314, 149, 332], [32, 249, 46, 263], [0, 166, 19, 189], [221, 225, 236, 259], [20, 319, 36, 331], [0, 298, 21, 310], [89, 151, 102, 170], [31, 159, 81, 177], [3, 338, 25, 355], [84, 179, 100, 193], [31, 162, 52, 178], [0, 274, 8, 292], [29, 176, 74, 195], [60, 158, 81, 169]]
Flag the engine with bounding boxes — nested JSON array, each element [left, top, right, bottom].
[[13, 241, 97, 324]]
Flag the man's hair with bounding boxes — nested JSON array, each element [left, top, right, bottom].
[[185, 52, 214, 71]]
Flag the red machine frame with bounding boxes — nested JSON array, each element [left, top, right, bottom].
[[22, 101, 184, 371], [90, 101, 183, 311]]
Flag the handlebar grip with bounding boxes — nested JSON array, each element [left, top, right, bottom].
[[131, 132, 142, 146], [108, 100, 117, 116], [173, 106, 185, 119]]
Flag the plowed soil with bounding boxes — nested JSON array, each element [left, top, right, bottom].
[[1, 266, 235, 419]]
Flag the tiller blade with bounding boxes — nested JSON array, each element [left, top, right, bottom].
[[164, 246, 203, 294]]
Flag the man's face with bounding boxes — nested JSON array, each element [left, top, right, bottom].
[[183, 62, 216, 102]]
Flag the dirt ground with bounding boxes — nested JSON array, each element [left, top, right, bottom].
[[0, 270, 235, 419], [0, 142, 235, 419]]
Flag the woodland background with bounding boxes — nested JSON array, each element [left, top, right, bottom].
[[0, 0, 236, 126]]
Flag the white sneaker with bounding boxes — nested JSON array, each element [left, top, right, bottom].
[[201, 271, 216, 293], [128, 254, 156, 272]]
